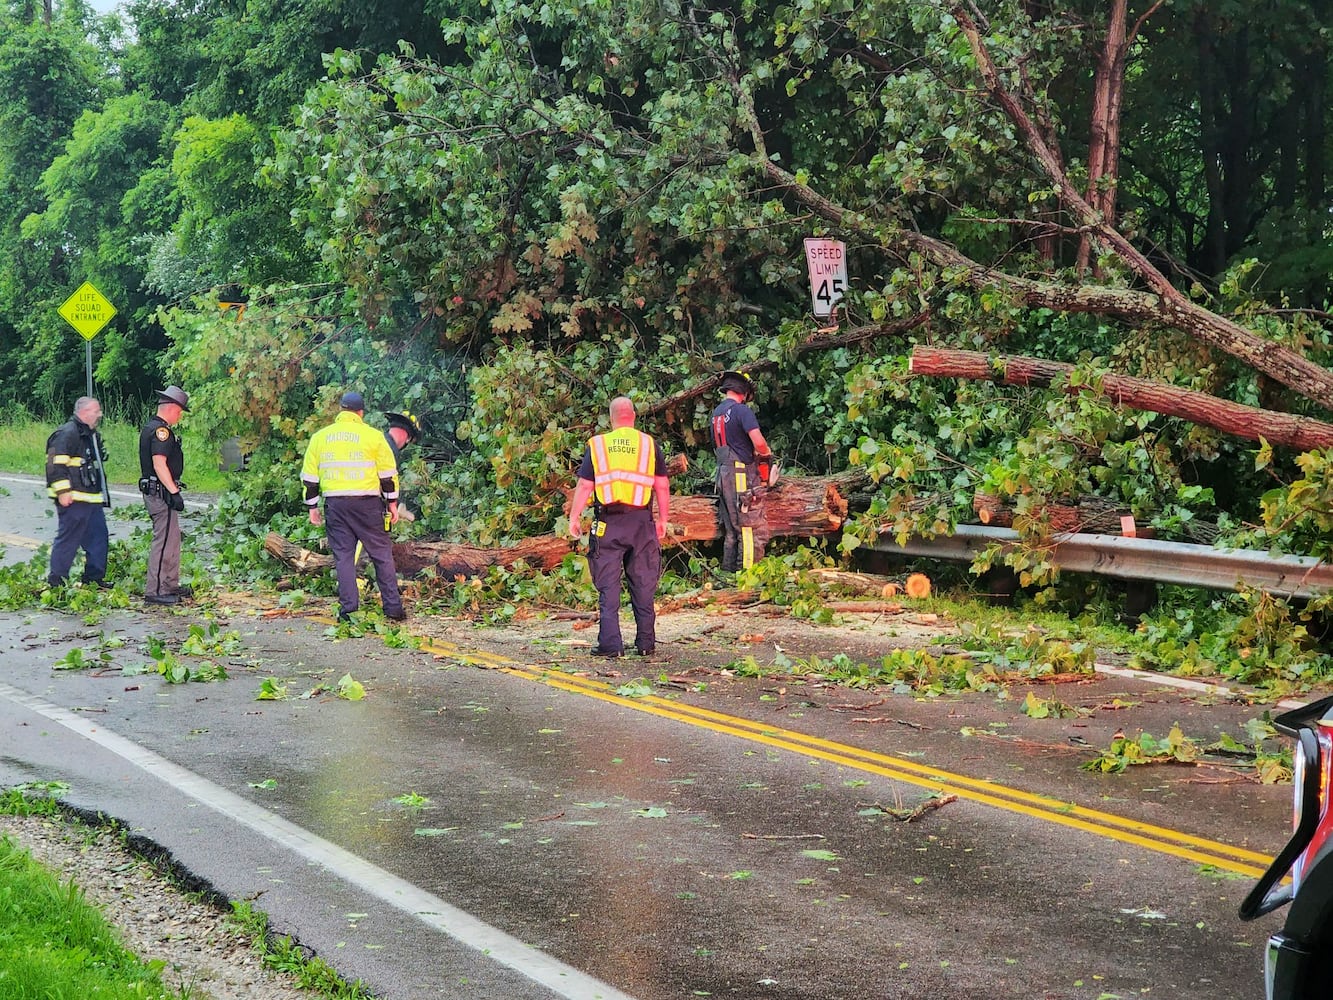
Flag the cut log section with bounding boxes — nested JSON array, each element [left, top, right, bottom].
[[265, 475, 850, 579], [664, 475, 848, 545]]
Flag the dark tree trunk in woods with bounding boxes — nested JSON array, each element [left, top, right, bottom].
[[909, 346, 1333, 451], [1079, 0, 1130, 273]]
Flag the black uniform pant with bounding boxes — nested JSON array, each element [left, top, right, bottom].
[[715, 449, 768, 571], [589, 507, 661, 653], [49, 501, 108, 586], [325, 496, 403, 616]]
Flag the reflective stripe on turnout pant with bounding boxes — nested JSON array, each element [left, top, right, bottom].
[[589, 506, 661, 654], [716, 453, 768, 572], [325, 496, 403, 616]]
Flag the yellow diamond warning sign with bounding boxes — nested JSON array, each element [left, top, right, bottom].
[[58, 281, 117, 341]]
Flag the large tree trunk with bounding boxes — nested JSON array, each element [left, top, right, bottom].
[[910, 346, 1333, 451], [265, 475, 850, 578]]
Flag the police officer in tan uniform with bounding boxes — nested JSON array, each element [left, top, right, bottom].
[[568, 396, 670, 657], [139, 385, 190, 605]]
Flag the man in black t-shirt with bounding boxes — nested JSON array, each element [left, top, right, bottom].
[[710, 371, 774, 572]]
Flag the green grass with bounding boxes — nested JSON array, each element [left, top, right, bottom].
[[0, 836, 186, 999], [230, 902, 375, 999], [1, 786, 371, 1000], [0, 417, 229, 493]]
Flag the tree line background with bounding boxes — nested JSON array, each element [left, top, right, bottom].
[[3, 0, 1331, 577]]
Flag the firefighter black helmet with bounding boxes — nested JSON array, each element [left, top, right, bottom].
[[384, 410, 423, 443], [719, 370, 754, 402]]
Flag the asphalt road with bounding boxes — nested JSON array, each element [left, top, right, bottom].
[[0, 476, 1296, 1000]]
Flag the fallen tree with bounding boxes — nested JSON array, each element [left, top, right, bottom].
[[265, 474, 850, 578], [910, 346, 1333, 452]]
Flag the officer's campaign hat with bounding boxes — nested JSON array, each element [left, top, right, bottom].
[[155, 385, 190, 411], [384, 410, 423, 443]]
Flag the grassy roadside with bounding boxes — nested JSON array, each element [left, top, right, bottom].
[[1, 787, 372, 1000], [0, 839, 185, 998], [0, 792, 191, 1000], [0, 416, 231, 493]]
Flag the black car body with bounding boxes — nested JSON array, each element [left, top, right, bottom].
[[1241, 694, 1333, 998]]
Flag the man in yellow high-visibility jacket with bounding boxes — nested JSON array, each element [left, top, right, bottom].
[[302, 391, 406, 622], [568, 396, 670, 657]]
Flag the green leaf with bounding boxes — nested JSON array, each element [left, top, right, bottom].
[[336, 674, 366, 701]]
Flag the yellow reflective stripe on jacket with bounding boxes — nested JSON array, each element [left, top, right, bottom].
[[300, 412, 399, 498], [48, 483, 102, 502], [47, 463, 99, 501], [589, 428, 656, 507]]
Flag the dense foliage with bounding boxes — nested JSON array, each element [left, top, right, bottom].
[[0, 0, 1330, 587]]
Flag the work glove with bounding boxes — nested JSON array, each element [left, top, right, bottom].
[[167, 490, 186, 512]]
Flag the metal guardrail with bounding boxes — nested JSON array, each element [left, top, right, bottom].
[[875, 524, 1333, 599]]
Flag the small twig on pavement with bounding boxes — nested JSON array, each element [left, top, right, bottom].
[[850, 716, 930, 730], [741, 832, 827, 841], [828, 698, 887, 712]]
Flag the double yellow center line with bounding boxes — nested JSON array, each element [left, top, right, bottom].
[[420, 637, 1273, 878]]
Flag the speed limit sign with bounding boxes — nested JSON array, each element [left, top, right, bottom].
[[803, 238, 847, 318]]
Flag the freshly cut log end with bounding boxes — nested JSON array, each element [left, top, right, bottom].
[[905, 573, 932, 599]]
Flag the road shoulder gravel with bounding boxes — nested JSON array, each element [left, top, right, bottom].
[[0, 813, 318, 1000]]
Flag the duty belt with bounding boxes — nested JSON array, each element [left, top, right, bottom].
[[597, 503, 648, 516]]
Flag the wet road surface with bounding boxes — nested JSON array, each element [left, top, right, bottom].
[[0, 600, 1294, 1000]]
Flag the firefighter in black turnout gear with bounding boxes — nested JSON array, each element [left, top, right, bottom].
[[383, 409, 423, 522], [45, 396, 111, 589], [139, 385, 190, 605], [568, 396, 671, 657], [711, 370, 775, 572]]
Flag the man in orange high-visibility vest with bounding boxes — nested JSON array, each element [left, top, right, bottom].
[[568, 396, 670, 657]]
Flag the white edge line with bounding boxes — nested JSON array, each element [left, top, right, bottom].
[[0, 681, 636, 1000], [0, 474, 205, 511]]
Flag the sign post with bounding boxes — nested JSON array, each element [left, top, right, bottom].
[[57, 282, 117, 508], [803, 238, 847, 320], [57, 281, 117, 396]]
